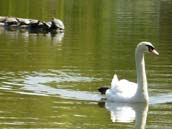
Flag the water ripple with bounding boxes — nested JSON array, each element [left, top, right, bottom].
[[0, 70, 102, 101]]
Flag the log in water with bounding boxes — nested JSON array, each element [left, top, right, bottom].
[[0, 16, 64, 33]]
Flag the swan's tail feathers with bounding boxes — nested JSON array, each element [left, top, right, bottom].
[[98, 86, 109, 95], [111, 74, 119, 88]]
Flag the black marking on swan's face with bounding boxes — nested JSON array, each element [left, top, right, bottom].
[[146, 44, 155, 52]]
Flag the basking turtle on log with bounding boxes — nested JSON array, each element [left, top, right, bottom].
[[4, 17, 19, 31], [17, 18, 31, 28], [51, 18, 65, 33], [0, 16, 6, 26], [5, 17, 18, 26]]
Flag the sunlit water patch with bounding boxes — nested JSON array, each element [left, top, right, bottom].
[[0, 70, 102, 101]]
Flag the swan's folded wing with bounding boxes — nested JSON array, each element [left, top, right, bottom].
[[111, 79, 137, 98]]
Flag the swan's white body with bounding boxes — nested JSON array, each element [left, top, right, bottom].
[[105, 42, 159, 103]]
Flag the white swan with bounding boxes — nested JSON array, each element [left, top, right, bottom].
[[98, 42, 159, 103]]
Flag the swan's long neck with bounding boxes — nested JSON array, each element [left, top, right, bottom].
[[135, 49, 148, 102]]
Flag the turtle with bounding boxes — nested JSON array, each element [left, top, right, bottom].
[[0, 16, 6, 22], [51, 18, 64, 30], [29, 19, 39, 25], [16, 18, 31, 28], [17, 18, 30, 25], [42, 21, 52, 31], [29, 19, 47, 33], [5, 17, 18, 26]]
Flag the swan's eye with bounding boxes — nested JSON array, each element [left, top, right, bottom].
[[146, 45, 154, 52]]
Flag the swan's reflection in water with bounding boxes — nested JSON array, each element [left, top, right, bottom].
[[99, 101, 148, 129]]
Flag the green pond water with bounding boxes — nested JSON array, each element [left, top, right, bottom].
[[0, 0, 172, 128]]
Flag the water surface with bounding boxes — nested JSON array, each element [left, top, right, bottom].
[[0, 0, 172, 128]]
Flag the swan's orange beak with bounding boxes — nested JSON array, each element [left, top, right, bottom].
[[151, 49, 159, 56]]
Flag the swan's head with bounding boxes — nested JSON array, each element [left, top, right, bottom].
[[136, 41, 159, 55]]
